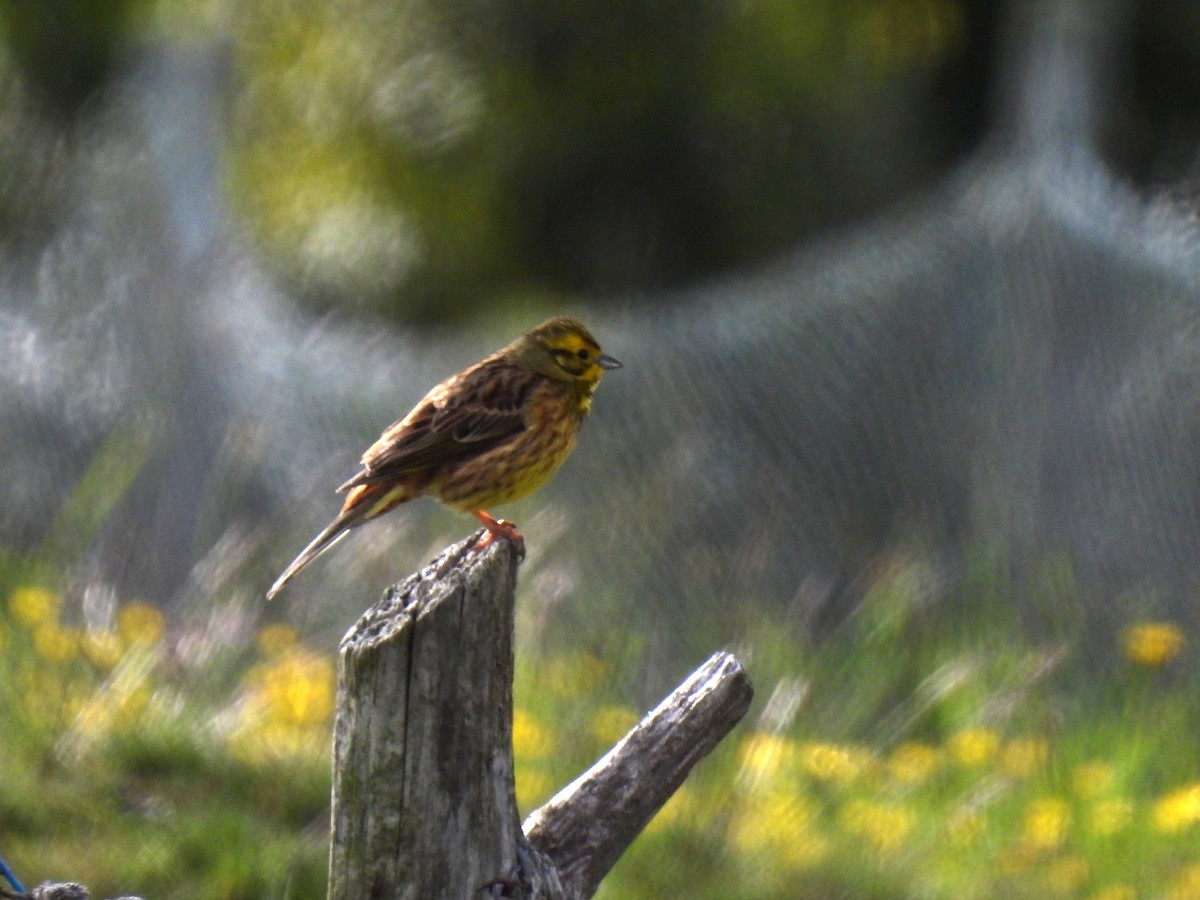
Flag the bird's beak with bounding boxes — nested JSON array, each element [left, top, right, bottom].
[[598, 353, 622, 370]]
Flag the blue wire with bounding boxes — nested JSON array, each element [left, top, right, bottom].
[[0, 855, 25, 894]]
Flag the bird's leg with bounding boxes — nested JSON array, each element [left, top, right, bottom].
[[473, 510, 526, 559]]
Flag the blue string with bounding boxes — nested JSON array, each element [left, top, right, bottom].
[[0, 855, 25, 894]]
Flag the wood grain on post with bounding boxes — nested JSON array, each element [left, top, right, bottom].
[[328, 535, 527, 900], [327, 533, 753, 899]]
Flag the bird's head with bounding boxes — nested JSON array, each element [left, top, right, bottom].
[[512, 317, 621, 407]]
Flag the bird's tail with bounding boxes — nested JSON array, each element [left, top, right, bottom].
[[265, 515, 354, 601], [266, 481, 417, 600]]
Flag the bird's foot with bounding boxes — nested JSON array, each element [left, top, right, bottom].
[[472, 511, 526, 560]]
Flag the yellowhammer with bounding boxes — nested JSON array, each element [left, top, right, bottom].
[[266, 316, 620, 599]]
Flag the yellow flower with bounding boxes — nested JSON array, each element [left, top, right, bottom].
[[778, 829, 831, 870], [263, 652, 334, 727], [739, 732, 797, 780], [1153, 783, 1200, 833], [1167, 864, 1200, 900], [947, 727, 1000, 767], [512, 708, 554, 760], [543, 652, 610, 700], [117, 601, 165, 646], [68, 664, 153, 745], [997, 843, 1040, 876], [1001, 737, 1049, 779], [515, 766, 554, 807], [946, 807, 984, 846], [886, 741, 941, 785], [798, 741, 873, 783], [227, 648, 335, 762], [1072, 761, 1116, 798], [1089, 885, 1137, 900], [1022, 797, 1071, 850], [257, 622, 299, 657], [1044, 856, 1090, 894], [81, 629, 124, 668], [9, 586, 60, 627], [1088, 798, 1133, 836], [728, 789, 826, 868], [589, 705, 639, 746], [837, 799, 915, 855], [228, 718, 326, 761], [33, 623, 79, 663], [1122, 622, 1184, 667]]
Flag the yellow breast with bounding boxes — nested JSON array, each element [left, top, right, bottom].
[[435, 380, 584, 512]]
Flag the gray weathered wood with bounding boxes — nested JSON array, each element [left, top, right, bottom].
[[328, 534, 534, 900], [523, 651, 753, 898], [327, 533, 753, 899]]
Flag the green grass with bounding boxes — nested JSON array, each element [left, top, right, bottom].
[[0, 548, 1197, 899], [0, 591, 330, 898], [585, 552, 1200, 899]]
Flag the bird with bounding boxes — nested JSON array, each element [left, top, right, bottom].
[[266, 316, 621, 599]]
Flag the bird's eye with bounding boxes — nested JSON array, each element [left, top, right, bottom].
[[576, 349, 590, 360]]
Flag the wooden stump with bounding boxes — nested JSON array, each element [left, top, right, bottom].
[[328, 536, 527, 899], [328, 534, 753, 899]]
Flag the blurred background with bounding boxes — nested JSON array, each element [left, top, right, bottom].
[[3, 0, 1200, 896]]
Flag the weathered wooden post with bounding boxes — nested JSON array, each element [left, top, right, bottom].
[[328, 534, 753, 899], [328, 536, 529, 898]]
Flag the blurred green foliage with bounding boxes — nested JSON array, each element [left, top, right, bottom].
[[226, 0, 971, 322], [0, 0, 980, 324], [0, 0, 130, 116]]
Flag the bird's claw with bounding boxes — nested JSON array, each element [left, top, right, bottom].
[[472, 514, 526, 560]]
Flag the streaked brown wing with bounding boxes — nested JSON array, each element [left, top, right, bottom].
[[338, 359, 537, 492]]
